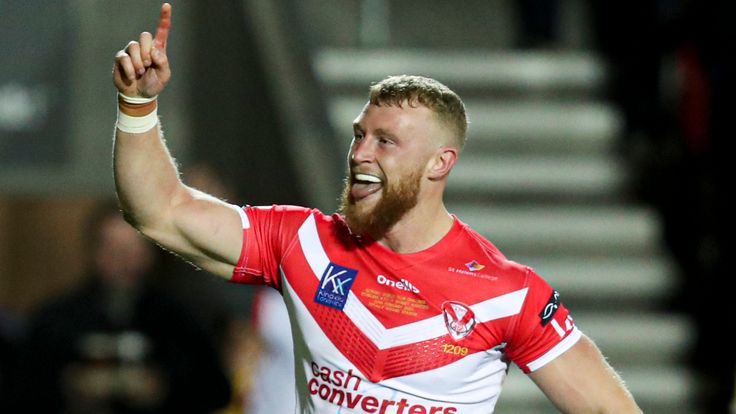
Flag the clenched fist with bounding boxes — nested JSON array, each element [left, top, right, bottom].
[[113, 3, 172, 98]]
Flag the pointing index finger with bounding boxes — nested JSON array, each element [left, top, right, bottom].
[[153, 3, 172, 51]]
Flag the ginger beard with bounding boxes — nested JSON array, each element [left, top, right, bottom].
[[339, 167, 423, 240]]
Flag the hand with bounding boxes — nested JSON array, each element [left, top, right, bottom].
[[113, 3, 172, 98]]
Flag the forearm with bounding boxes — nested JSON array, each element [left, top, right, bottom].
[[113, 115, 188, 232]]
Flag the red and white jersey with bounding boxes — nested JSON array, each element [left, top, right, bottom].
[[232, 205, 581, 414]]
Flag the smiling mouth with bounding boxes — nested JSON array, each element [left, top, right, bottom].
[[351, 173, 383, 201]]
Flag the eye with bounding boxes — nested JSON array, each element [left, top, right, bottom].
[[353, 133, 364, 142]]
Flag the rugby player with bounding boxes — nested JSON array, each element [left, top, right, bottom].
[[112, 4, 642, 413]]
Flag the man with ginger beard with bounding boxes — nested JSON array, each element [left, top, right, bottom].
[[111, 4, 641, 413], [338, 85, 463, 247]]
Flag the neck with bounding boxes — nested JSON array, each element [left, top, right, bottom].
[[376, 200, 454, 254]]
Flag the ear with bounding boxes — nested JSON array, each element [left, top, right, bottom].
[[426, 147, 458, 180]]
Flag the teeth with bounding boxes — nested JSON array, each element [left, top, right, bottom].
[[354, 173, 381, 183]]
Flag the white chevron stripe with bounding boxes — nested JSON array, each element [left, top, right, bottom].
[[296, 214, 330, 277], [526, 327, 582, 372], [296, 213, 529, 349], [473, 288, 528, 322]]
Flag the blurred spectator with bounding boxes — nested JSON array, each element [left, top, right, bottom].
[[13, 201, 230, 413], [591, 1, 735, 412]]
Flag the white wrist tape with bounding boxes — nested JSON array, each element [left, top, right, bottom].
[[116, 109, 159, 134], [119, 93, 157, 104], [116, 93, 159, 134]]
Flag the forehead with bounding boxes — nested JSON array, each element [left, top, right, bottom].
[[353, 102, 437, 137]]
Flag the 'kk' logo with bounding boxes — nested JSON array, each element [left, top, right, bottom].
[[314, 262, 358, 310]]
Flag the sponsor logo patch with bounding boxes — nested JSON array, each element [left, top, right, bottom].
[[315, 262, 358, 310], [539, 290, 560, 326], [447, 262, 497, 281], [464, 260, 485, 272], [442, 301, 476, 341]]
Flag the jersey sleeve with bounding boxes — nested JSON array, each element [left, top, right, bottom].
[[230, 205, 313, 290], [504, 267, 582, 373]]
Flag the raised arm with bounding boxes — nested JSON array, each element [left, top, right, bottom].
[[112, 3, 242, 279], [529, 334, 643, 414]]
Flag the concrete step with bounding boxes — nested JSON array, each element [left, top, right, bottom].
[[314, 48, 607, 97], [448, 203, 662, 257], [573, 312, 694, 366], [463, 100, 622, 155], [447, 153, 628, 201], [516, 255, 679, 307]]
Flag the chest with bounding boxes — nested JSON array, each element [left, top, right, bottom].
[[279, 230, 523, 383]]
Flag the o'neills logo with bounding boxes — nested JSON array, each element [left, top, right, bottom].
[[309, 361, 458, 413], [442, 301, 476, 341], [376, 274, 419, 293], [539, 290, 560, 327]]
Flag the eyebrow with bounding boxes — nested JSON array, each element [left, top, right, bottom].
[[353, 123, 398, 140], [374, 128, 398, 140]]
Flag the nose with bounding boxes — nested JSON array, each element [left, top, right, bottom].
[[350, 136, 376, 165]]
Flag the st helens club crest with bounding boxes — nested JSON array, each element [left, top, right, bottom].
[[442, 301, 476, 341]]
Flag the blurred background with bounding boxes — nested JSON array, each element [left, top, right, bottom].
[[1, 0, 733, 413]]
